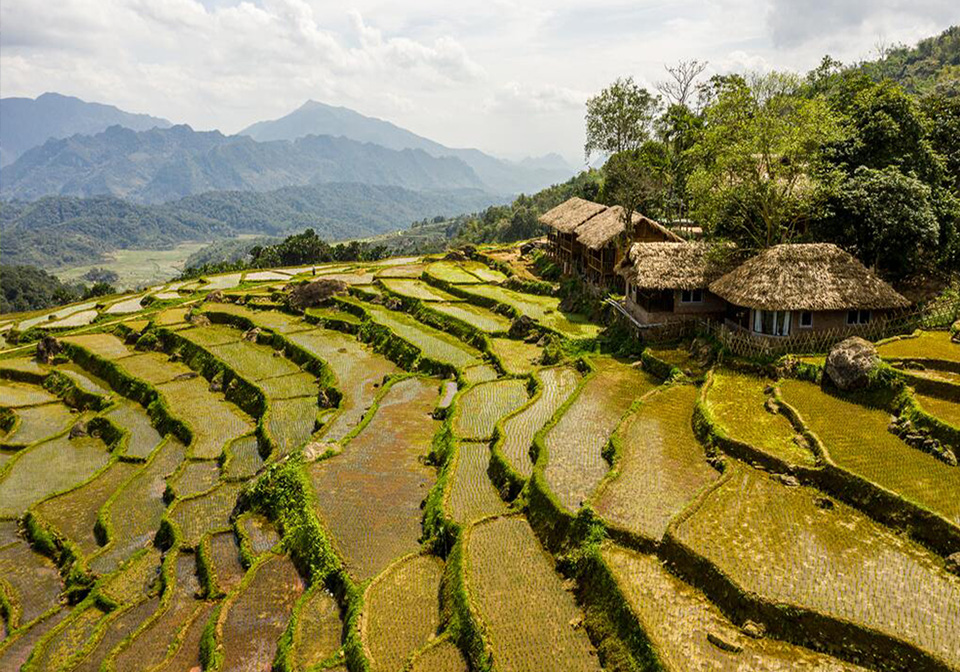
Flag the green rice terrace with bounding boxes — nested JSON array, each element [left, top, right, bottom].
[[0, 250, 958, 672]]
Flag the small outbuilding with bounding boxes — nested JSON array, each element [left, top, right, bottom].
[[539, 198, 607, 274], [617, 242, 742, 325], [709, 243, 911, 337]]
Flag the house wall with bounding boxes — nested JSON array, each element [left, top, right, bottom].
[[744, 307, 897, 335], [672, 290, 726, 316]]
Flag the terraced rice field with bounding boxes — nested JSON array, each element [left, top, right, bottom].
[[32, 460, 139, 557], [215, 553, 305, 671], [673, 464, 960, 669], [446, 442, 508, 524], [424, 261, 485, 284], [490, 338, 543, 375], [3, 254, 957, 672], [458, 285, 602, 339], [594, 385, 720, 541], [497, 366, 581, 481], [107, 400, 164, 459], [292, 586, 342, 670], [779, 379, 960, 525], [453, 378, 529, 441], [169, 481, 244, 547], [155, 377, 254, 459], [285, 328, 399, 441], [362, 302, 483, 369], [430, 302, 512, 333], [544, 358, 657, 511], [1, 402, 77, 447], [878, 331, 960, 363], [706, 370, 817, 467], [465, 516, 601, 671], [603, 545, 869, 671], [307, 377, 439, 580], [381, 278, 462, 302], [915, 392, 960, 427], [0, 434, 110, 517], [363, 554, 444, 672]]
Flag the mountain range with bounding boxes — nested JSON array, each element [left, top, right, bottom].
[[240, 100, 573, 193], [0, 92, 171, 167], [0, 95, 574, 202]]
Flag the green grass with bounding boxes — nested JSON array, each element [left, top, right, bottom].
[[603, 545, 868, 671], [878, 331, 960, 363], [465, 516, 601, 671], [409, 638, 467, 672], [779, 379, 960, 525], [674, 464, 960, 669], [222, 435, 263, 481], [205, 339, 303, 381], [544, 358, 658, 512], [63, 333, 134, 360], [458, 285, 601, 340], [460, 261, 507, 283], [2, 403, 77, 448], [461, 364, 498, 385], [307, 377, 439, 581], [499, 366, 580, 480], [206, 531, 245, 595], [112, 352, 193, 385], [168, 460, 221, 499], [363, 302, 483, 369], [430, 302, 512, 334], [26, 604, 108, 672], [594, 385, 719, 541], [238, 512, 280, 556], [266, 396, 319, 457], [706, 370, 816, 467], [445, 442, 508, 525], [0, 434, 110, 518], [256, 372, 319, 400], [69, 597, 160, 672], [381, 278, 462, 302], [453, 379, 529, 441], [203, 305, 310, 334], [176, 325, 242, 348], [363, 554, 444, 672], [291, 584, 342, 670]]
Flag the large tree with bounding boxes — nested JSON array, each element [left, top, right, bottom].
[[599, 143, 670, 223], [687, 72, 844, 248], [584, 77, 660, 160]]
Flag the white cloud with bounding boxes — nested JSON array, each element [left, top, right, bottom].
[[484, 82, 587, 114]]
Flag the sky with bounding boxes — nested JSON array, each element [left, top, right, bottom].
[[1, 1, 957, 165]]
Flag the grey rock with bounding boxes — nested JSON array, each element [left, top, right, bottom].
[[825, 337, 880, 391]]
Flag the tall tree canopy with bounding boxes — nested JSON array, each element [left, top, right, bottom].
[[584, 77, 660, 159], [687, 73, 844, 249]]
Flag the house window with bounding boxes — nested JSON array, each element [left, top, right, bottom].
[[753, 309, 791, 336], [847, 310, 871, 325], [680, 289, 703, 304], [799, 311, 813, 328]]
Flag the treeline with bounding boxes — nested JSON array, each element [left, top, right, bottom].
[[178, 229, 388, 279], [0, 265, 114, 314]]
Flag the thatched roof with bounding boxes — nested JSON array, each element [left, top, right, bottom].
[[709, 243, 910, 311], [538, 197, 607, 234], [617, 242, 741, 290], [575, 206, 684, 250]]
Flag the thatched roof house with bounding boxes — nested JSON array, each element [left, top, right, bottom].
[[618, 242, 740, 289], [709, 243, 910, 312], [575, 206, 683, 250], [538, 197, 607, 234]]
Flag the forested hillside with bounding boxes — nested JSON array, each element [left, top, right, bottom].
[[858, 25, 960, 96], [0, 184, 501, 269]]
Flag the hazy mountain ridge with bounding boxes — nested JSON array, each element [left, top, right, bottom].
[[241, 100, 574, 193], [0, 92, 171, 167], [0, 183, 502, 269], [0, 123, 487, 203]]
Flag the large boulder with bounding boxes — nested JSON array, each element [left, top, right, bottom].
[[286, 279, 348, 311], [36, 336, 63, 364], [825, 337, 880, 391]]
